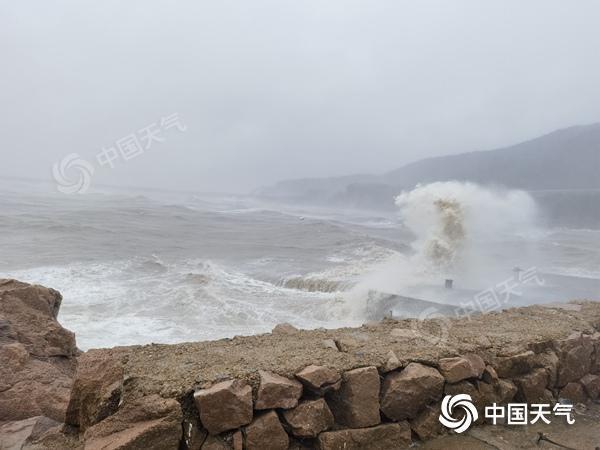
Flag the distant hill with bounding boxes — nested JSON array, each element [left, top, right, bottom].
[[258, 123, 600, 213]]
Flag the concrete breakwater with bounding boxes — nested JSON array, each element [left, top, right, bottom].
[[1, 279, 599, 449]]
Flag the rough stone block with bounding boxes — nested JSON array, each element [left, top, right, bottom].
[[410, 403, 444, 441], [83, 394, 182, 450], [295, 365, 341, 394], [438, 354, 485, 383], [245, 411, 288, 450], [282, 398, 334, 438], [65, 349, 124, 431], [559, 382, 587, 404], [194, 380, 253, 435], [380, 363, 444, 421], [580, 374, 600, 400], [327, 366, 380, 428], [255, 370, 302, 410], [514, 368, 553, 404], [554, 333, 594, 387]]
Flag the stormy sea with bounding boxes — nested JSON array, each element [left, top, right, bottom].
[[2, 178, 599, 350]]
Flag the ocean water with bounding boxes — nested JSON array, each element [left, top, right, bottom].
[[1, 179, 599, 349]]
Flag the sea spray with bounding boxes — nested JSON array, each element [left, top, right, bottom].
[[342, 181, 540, 318]]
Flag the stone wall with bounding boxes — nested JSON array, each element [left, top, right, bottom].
[[66, 303, 600, 450], [1, 279, 599, 449]]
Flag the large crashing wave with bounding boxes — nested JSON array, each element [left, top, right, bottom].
[[395, 181, 538, 275], [340, 181, 539, 318]]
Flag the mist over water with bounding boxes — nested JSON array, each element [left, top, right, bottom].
[[397, 182, 539, 280], [340, 182, 585, 319]]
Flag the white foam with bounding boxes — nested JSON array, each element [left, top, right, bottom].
[[341, 182, 541, 318]]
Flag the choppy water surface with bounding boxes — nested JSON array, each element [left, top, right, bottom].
[[1, 180, 598, 349]]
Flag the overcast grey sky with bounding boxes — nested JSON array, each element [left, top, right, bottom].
[[2, 0, 600, 193]]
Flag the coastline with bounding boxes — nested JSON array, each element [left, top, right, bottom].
[[1, 279, 599, 449]]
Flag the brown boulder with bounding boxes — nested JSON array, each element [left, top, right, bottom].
[[271, 323, 298, 335], [493, 351, 536, 378], [194, 380, 253, 435], [382, 350, 402, 372], [580, 374, 600, 400], [295, 365, 341, 394], [232, 431, 242, 450], [514, 368, 553, 404], [244, 411, 288, 450], [380, 363, 444, 421], [201, 436, 230, 450], [558, 382, 587, 404], [66, 349, 124, 431], [255, 371, 302, 410], [495, 379, 518, 405], [554, 333, 594, 387], [327, 366, 380, 428], [438, 354, 485, 383], [535, 350, 559, 387], [83, 394, 182, 450], [318, 422, 412, 450], [481, 365, 498, 384], [0, 280, 76, 358], [282, 398, 333, 438], [0, 280, 77, 422], [410, 404, 444, 441], [0, 416, 61, 450]]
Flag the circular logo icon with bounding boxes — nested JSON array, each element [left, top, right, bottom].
[[410, 306, 451, 345], [52, 153, 95, 194], [439, 394, 478, 433]]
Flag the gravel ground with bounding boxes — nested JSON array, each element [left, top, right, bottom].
[[94, 301, 600, 402]]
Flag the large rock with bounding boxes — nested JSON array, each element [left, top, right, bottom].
[[327, 366, 380, 428], [554, 333, 594, 387], [282, 398, 334, 438], [495, 379, 518, 405], [493, 351, 536, 378], [318, 423, 412, 450], [559, 382, 587, 404], [438, 354, 485, 383], [0, 280, 77, 422], [580, 374, 600, 400], [271, 323, 298, 335], [382, 350, 402, 372], [0, 416, 60, 450], [244, 411, 288, 450], [201, 435, 229, 450], [481, 365, 499, 384], [83, 394, 182, 450], [255, 371, 302, 410], [66, 349, 124, 431], [535, 350, 559, 388], [380, 363, 444, 421], [194, 380, 253, 435], [410, 404, 444, 441], [514, 368, 553, 404], [295, 365, 341, 394]]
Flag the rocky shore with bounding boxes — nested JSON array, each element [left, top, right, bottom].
[[1, 279, 599, 449]]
